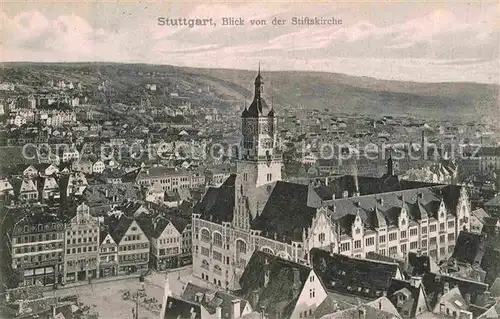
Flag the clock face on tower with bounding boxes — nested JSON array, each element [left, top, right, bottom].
[[261, 122, 270, 135]]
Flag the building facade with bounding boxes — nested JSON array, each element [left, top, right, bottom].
[[98, 232, 118, 278], [8, 208, 65, 286], [63, 203, 100, 283], [192, 69, 473, 290], [112, 218, 150, 275]]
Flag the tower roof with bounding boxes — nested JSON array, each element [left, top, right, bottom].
[[242, 67, 274, 118]]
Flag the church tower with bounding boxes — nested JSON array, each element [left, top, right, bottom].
[[234, 66, 282, 225]]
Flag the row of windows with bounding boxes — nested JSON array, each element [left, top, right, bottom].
[[119, 243, 148, 251], [119, 253, 148, 262], [66, 237, 98, 245], [14, 233, 60, 244], [67, 258, 97, 267], [100, 247, 116, 253], [66, 246, 98, 254], [66, 228, 98, 237], [13, 252, 61, 265], [14, 242, 63, 254], [124, 234, 141, 241], [159, 237, 179, 244], [158, 247, 179, 256], [200, 230, 224, 247], [341, 234, 457, 254]]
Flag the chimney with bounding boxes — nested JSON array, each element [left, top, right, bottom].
[[325, 177, 329, 186], [409, 276, 422, 288], [464, 292, 473, 306], [215, 306, 222, 319], [260, 306, 266, 319], [443, 282, 450, 294], [387, 156, 394, 176], [52, 305, 56, 319], [230, 299, 241, 319], [358, 306, 366, 319], [251, 289, 260, 309]]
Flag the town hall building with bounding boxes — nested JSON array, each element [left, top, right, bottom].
[[192, 69, 472, 290]]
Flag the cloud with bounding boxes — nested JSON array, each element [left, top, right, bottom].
[[0, 3, 498, 84]]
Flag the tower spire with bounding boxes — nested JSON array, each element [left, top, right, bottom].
[[258, 61, 261, 76]]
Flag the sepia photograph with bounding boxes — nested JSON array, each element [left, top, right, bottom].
[[0, 1, 499, 319]]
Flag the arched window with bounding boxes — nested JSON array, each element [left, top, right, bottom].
[[236, 239, 247, 254], [213, 232, 223, 247], [201, 229, 210, 243], [214, 265, 222, 275], [202, 260, 209, 270], [262, 247, 274, 255]]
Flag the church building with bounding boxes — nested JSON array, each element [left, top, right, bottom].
[[192, 68, 472, 290]]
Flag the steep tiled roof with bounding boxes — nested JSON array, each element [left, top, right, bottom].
[[407, 252, 438, 276], [387, 279, 425, 318], [311, 248, 399, 299], [109, 216, 135, 244], [164, 296, 202, 319], [251, 181, 319, 242], [422, 273, 488, 308], [480, 247, 500, 287], [451, 232, 485, 265], [193, 174, 236, 223], [181, 283, 248, 318], [238, 251, 312, 319]]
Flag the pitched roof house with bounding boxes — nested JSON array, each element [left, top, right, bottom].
[[237, 251, 328, 319]]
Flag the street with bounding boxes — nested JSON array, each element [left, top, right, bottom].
[[43, 267, 209, 319]]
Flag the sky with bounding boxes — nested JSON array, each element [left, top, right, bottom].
[[1, 1, 499, 83]]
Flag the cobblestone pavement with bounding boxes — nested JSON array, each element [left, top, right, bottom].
[[43, 267, 212, 319]]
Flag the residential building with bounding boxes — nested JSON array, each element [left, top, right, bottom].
[[310, 248, 403, 299], [98, 231, 118, 278], [140, 216, 190, 271], [110, 217, 149, 275], [237, 250, 328, 319], [136, 166, 204, 191], [63, 203, 100, 283], [181, 283, 253, 319], [5, 206, 65, 286], [386, 278, 429, 318]]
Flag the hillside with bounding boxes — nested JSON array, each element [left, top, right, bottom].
[[1, 62, 498, 121]]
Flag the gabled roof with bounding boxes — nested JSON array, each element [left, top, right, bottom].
[[311, 248, 399, 299], [407, 252, 438, 276], [251, 181, 319, 242], [194, 174, 236, 223], [387, 279, 425, 318], [238, 251, 313, 319], [422, 273, 488, 309], [109, 217, 137, 244], [164, 296, 202, 319], [451, 231, 485, 265]]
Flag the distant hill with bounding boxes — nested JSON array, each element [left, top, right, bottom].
[[1, 62, 498, 122]]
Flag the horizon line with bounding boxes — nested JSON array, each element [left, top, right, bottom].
[[0, 60, 498, 86]]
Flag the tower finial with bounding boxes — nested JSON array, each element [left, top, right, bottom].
[[258, 61, 261, 75]]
